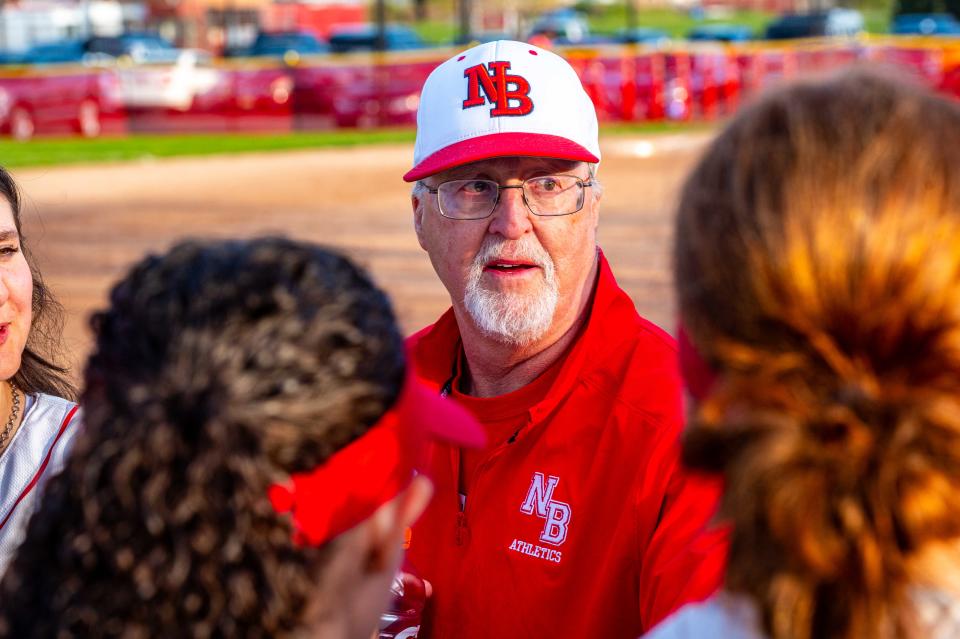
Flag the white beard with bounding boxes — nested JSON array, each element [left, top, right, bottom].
[[463, 235, 560, 346]]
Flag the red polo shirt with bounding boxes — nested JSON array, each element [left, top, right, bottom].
[[406, 253, 727, 638]]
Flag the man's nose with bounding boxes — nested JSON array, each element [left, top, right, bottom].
[[487, 186, 533, 240]]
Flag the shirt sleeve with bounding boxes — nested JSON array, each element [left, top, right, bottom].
[[636, 447, 729, 633]]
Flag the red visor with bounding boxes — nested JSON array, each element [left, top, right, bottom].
[[403, 132, 600, 182], [269, 370, 484, 546]]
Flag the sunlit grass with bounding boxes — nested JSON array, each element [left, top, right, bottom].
[[0, 121, 706, 168]]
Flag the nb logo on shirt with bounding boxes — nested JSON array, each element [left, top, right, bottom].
[[520, 472, 571, 546], [462, 61, 534, 117]]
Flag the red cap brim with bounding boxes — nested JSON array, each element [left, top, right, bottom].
[[268, 372, 484, 547], [404, 132, 599, 182]]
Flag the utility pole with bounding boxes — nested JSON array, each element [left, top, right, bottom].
[[375, 0, 386, 51], [457, 0, 472, 44]]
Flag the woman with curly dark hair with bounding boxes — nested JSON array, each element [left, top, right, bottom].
[[648, 68, 960, 639], [0, 166, 79, 574], [0, 237, 482, 638]]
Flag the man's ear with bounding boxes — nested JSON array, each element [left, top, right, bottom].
[[591, 191, 601, 232], [364, 476, 434, 573], [412, 194, 428, 250]]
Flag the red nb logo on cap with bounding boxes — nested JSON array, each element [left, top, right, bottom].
[[462, 61, 534, 117]]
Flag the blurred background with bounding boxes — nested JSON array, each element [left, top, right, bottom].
[[0, 0, 958, 381], [0, 0, 958, 140]]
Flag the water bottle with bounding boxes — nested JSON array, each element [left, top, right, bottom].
[[378, 571, 427, 639]]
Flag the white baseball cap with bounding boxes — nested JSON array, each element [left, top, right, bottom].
[[403, 40, 601, 182]]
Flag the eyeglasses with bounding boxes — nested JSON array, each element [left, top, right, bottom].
[[424, 175, 593, 220]]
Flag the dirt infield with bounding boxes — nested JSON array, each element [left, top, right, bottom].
[[13, 132, 711, 379]]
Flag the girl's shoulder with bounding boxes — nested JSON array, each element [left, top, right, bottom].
[[645, 593, 767, 639]]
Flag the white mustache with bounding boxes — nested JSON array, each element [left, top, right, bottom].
[[463, 234, 560, 345], [473, 236, 551, 271]]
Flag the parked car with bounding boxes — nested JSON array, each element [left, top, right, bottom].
[[20, 40, 89, 65], [891, 13, 960, 35], [16, 33, 180, 67], [328, 25, 424, 53], [765, 9, 864, 39], [123, 62, 294, 134], [545, 34, 608, 46], [85, 32, 180, 64], [687, 24, 754, 42], [116, 49, 219, 110], [0, 68, 124, 140], [613, 28, 671, 46], [528, 8, 591, 43], [243, 31, 329, 60], [290, 57, 436, 128]]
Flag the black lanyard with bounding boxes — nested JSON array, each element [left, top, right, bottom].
[[439, 339, 462, 398]]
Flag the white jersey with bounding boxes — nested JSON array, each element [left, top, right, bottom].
[[645, 593, 765, 639], [648, 589, 960, 639], [0, 393, 81, 576]]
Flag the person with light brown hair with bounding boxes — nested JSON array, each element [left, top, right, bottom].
[[648, 67, 960, 639]]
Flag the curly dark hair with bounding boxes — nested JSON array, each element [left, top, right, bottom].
[[0, 237, 405, 637], [0, 166, 75, 399], [675, 68, 960, 639]]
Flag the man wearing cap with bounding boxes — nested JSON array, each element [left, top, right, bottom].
[[403, 41, 726, 638]]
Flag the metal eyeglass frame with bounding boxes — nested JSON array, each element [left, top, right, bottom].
[[423, 174, 594, 220]]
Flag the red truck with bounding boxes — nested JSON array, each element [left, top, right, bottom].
[[0, 65, 125, 140]]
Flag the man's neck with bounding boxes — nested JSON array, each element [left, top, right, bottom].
[[455, 256, 600, 398]]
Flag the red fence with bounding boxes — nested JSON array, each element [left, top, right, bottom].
[[1, 37, 959, 139]]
